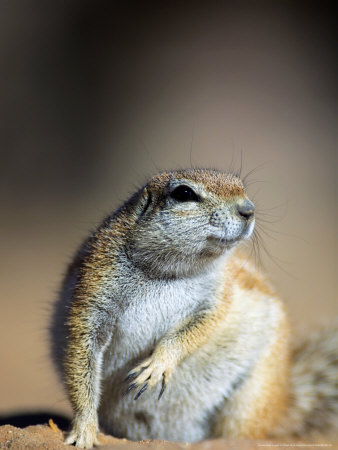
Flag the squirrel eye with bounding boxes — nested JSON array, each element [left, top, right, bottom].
[[170, 185, 199, 202]]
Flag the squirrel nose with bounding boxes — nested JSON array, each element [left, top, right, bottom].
[[237, 199, 255, 220]]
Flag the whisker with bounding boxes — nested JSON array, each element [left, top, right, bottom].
[[255, 220, 307, 243], [255, 223, 278, 241], [189, 121, 196, 169], [255, 216, 283, 224], [233, 149, 244, 179], [255, 201, 289, 213], [244, 180, 269, 188], [252, 229, 296, 278], [228, 149, 236, 176], [242, 161, 272, 186]]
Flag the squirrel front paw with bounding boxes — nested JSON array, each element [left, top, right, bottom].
[[124, 351, 175, 400], [65, 416, 99, 449]]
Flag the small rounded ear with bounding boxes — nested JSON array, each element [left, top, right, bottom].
[[136, 187, 152, 219]]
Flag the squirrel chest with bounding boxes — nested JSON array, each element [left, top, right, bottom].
[[101, 264, 222, 376]]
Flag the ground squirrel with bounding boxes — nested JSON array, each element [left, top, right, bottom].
[[51, 168, 338, 448]]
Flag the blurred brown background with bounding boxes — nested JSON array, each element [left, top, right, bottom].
[[0, 0, 336, 422]]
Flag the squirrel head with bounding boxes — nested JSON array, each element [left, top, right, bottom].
[[126, 169, 255, 279]]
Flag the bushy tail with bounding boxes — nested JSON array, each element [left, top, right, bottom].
[[273, 323, 338, 439]]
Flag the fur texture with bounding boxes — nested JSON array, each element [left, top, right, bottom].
[[272, 323, 338, 439]]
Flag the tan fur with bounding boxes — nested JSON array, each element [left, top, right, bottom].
[[213, 299, 290, 438]]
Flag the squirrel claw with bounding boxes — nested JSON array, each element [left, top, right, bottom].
[[124, 353, 173, 399], [124, 365, 148, 383], [123, 372, 138, 383], [158, 376, 166, 400], [134, 383, 148, 400], [123, 382, 137, 396], [64, 419, 99, 449]]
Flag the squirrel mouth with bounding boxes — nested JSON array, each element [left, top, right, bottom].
[[206, 220, 254, 251], [207, 235, 241, 248]]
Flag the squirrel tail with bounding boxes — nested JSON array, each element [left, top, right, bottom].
[[272, 323, 338, 439]]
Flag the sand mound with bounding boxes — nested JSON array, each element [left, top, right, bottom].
[[0, 421, 335, 450]]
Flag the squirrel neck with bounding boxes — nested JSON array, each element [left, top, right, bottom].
[[124, 240, 234, 281]]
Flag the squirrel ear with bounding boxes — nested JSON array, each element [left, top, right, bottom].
[[137, 187, 152, 218]]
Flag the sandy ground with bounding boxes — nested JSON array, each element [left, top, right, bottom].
[[1, 421, 336, 450]]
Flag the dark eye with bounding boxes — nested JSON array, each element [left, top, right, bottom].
[[170, 185, 200, 202]]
